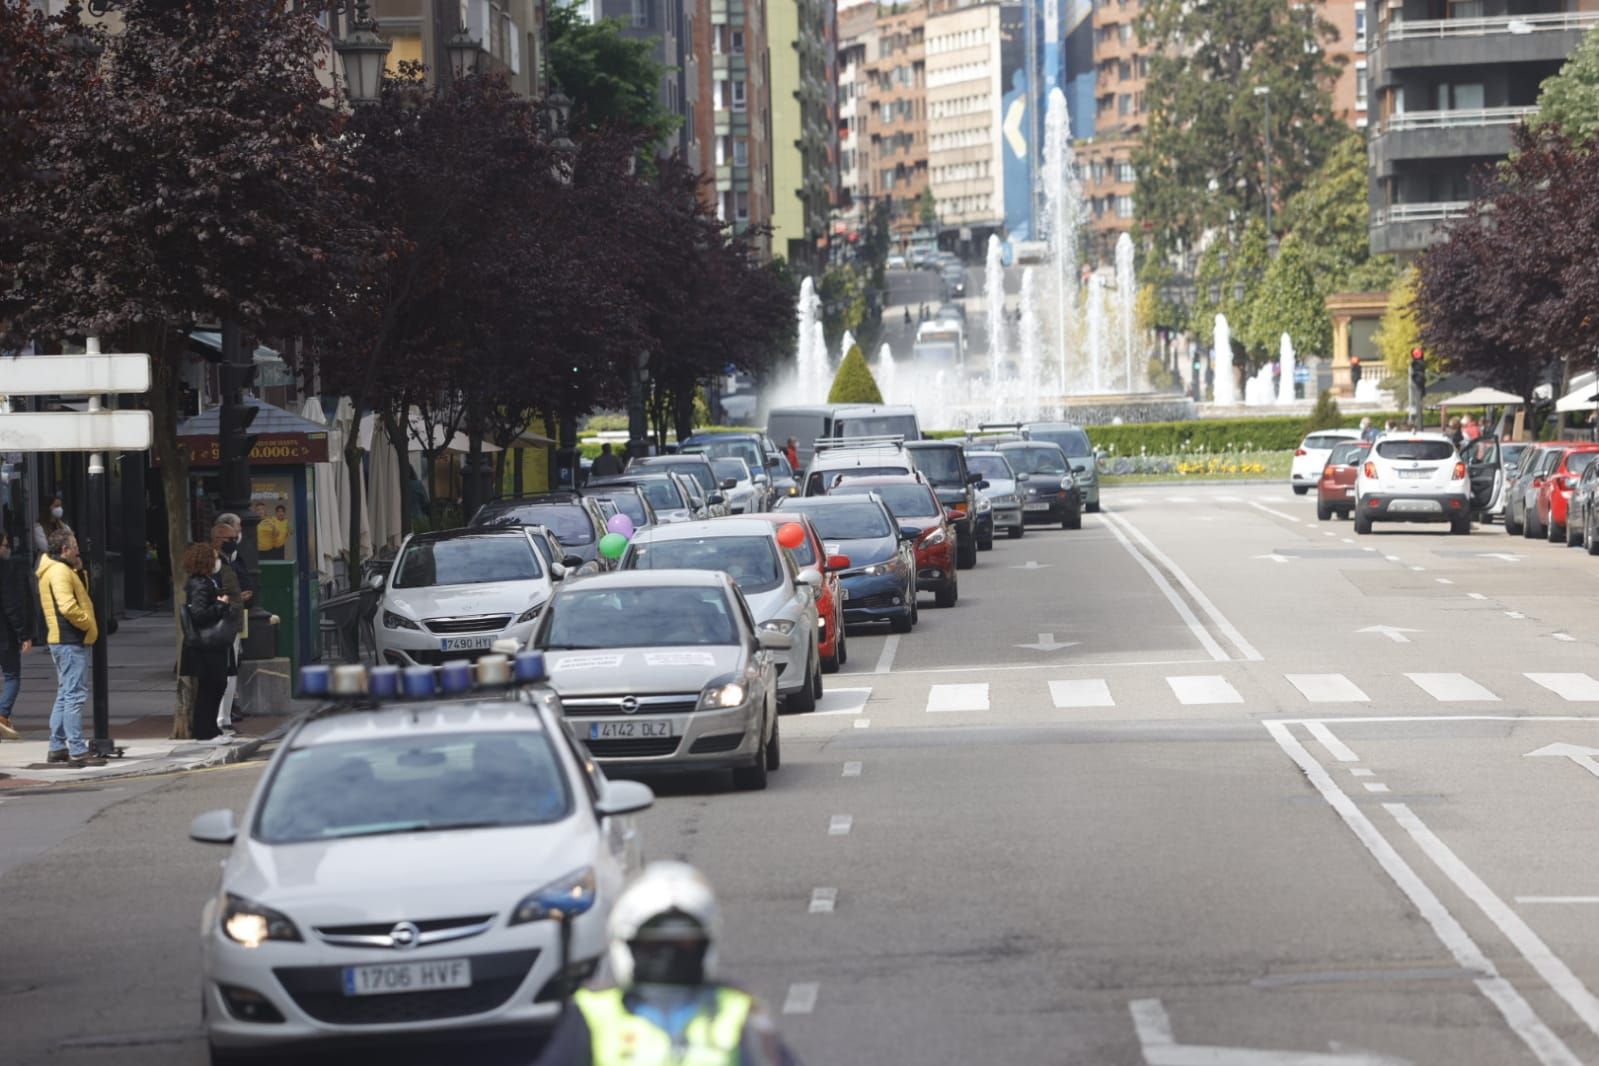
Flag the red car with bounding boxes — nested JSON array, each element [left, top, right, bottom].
[[751, 512, 850, 673], [1317, 439, 1371, 521], [828, 475, 960, 607], [1534, 444, 1599, 543]]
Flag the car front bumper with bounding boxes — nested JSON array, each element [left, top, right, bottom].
[[988, 503, 1023, 529], [1359, 492, 1470, 522], [571, 702, 764, 771], [1022, 496, 1073, 522], [376, 619, 538, 667], [838, 572, 913, 623]]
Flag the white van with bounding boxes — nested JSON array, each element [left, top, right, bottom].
[[766, 405, 922, 467]]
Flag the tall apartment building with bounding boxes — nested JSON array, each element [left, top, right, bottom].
[[926, 2, 1019, 256], [1367, 0, 1599, 256], [1077, 0, 1144, 267], [837, 2, 878, 231], [711, 0, 774, 242], [867, 0, 929, 242], [769, 0, 838, 268]]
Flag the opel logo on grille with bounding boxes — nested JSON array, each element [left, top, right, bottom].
[[389, 921, 421, 950], [620, 696, 640, 714]]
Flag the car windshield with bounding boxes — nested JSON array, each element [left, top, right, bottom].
[[608, 478, 683, 511], [1376, 440, 1455, 461], [625, 535, 784, 594], [1567, 452, 1599, 475], [1001, 446, 1067, 475], [782, 502, 892, 540], [965, 454, 1014, 481], [393, 535, 541, 589], [712, 458, 751, 483], [812, 467, 908, 495], [475, 503, 594, 544], [1029, 428, 1092, 457], [907, 447, 963, 484], [255, 731, 571, 844], [1304, 434, 1354, 451], [541, 585, 737, 648], [838, 415, 918, 440], [1328, 442, 1370, 465], [595, 490, 648, 526], [833, 483, 938, 519], [777, 523, 816, 566], [1502, 444, 1529, 473], [691, 439, 763, 469], [638, 459, 716, 493]]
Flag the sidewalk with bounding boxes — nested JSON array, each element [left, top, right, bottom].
[[0, 612, 306, 787]]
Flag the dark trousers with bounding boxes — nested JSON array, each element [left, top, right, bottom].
[[188, 645, 229, 741]]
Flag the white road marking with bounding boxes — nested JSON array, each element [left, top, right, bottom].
[[1255, 553, 1292, 564], [1264, 722, 1582, 1066], [1506, 611, 1527, 620], [1362, 547, 1378, 553], [1524, 743, 1599, 781], [1167, 675, 1243, 705], [1553, 633, 1576, 642], [1099, 513, 1229, 662], [1323, 530, 1336, 537], [872, 634, 900, 675], [1343, 538, 1356, 544], [1467, 592, 1487, 600], [782, 983, 819, 1014], [1526, 673, 1599, 702], [828, 815, 853, 836], [1385, 555, 1402, 562], [1358, 624, 1417, 644], [808, 888, 837, 914], [1351, 768, 1376, 778], [1215, 495, 1241, 503], [1305, 720, 1361, 762], [1010, 560, 1051, 570], [1406, 673, 1500, 702], [925, 683, 989, 713], [1102, 510, 1263, 661], [852, 719, 870, 729], [1388, 802, 1599, 1041], [841, 761, 862, 777], [1049, 678, 1115, 708], [1364, 782, 1391, 793], [1249, 501, 1300, 523], [1436, 578, 1454, 585], [1410, 566, 1426, 572], [814, 687, 871, 716], [1517, 897, 1599, 905], [1168, 496, 1195, 504], [1290, 675, 1371, 705], [1015, 632, 1079, 651], [1129, 996, 1411, 1065]]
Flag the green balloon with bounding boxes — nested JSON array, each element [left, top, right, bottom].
[[599, 532, 629, 560]]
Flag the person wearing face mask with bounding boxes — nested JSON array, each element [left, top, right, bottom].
[[180, 543, 233, 742], [32, 497, 70, 559], [0, 531, 34, 741], [208, 523, 246, 735], [36, 529, 102, 766], [533, 862, 797, 1066]]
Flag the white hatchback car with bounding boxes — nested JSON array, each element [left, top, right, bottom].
[[191, 680, 652, 1063], [1354, 433, 1472, 535], [1291, 429, 1363, 495], [375, 528, 557, 667]]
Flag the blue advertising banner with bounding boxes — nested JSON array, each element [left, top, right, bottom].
[[1001, 2, 1031, 240]]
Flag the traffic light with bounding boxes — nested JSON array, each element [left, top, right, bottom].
[[1409, 348, 1426, 397], [1349, 355, 1362, 387]]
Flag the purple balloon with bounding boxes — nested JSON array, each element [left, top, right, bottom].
[[606, 513, 635, 538]]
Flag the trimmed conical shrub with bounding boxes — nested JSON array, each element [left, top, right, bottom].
[[827, 344, 883, 404]]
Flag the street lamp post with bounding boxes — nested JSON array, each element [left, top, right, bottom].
[[333, 1, 391, 106], [1254, 86, 1274, 246]]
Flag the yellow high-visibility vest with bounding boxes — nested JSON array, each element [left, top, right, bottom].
[[576, 986, 751, 1065]]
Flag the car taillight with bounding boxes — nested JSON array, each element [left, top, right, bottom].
[[1363, 461, 1377, 479], [1295, 448, 1306, 457], [1451, 462, 1466, 480]]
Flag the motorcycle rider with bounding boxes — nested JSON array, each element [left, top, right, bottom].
[[534, 862, 796, 1065]]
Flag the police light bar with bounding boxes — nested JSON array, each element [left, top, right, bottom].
[[300, 650, 548, 704]]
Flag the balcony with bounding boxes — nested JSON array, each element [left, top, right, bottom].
[[1382, 11, 1599, 41], [1370, 11, 1599, 88], [1368, 107, 1534, 176], [1368, 201, 1472, 256]]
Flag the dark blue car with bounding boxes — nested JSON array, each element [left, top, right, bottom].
[[775, 495, 918, 633]]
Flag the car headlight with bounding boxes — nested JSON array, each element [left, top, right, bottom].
[[975, 496, 992, 513], [510, 867, 597, 926], [699, 681, 747, 709], [516, 602, 544, 624], [382, 609, 419, 631], [760, 619, 796, 635], [921, 529, 947, 547], [221, 893, 303, 948], [787, 486, 798, 496], [862, 559, 902, 576]]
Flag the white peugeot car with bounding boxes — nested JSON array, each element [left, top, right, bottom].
[[1291, 429, 1363, 495], [1354, 432, 1472, 535], [191, 680, 652, 1063], [621, 518, 823, 712], [375, 528, 558, 667]]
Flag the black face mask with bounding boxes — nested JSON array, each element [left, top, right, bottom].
[[629, 940, 708, 986], [220, 541, 238, 559]]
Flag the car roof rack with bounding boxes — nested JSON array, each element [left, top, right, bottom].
[[977, 422, 1023, 432], [813, 434, 905, 453]]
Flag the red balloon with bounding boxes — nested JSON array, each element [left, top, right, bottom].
[[776, 522, 806, 550]]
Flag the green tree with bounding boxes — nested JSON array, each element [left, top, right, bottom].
[[547, 3, 678, 152], [1244, 234, 1329, 356], [828, 344, 883, 404], [917, 188, 938, 227], [1303, 389, 1343, 433], [1187, 221, 1269, 363], [1374, 266, 1425, 396], [1135, 0, 1345, 253], [1530, 25, 1599, 145], [1279, 129, 1396, 292]]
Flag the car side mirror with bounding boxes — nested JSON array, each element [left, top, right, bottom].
[[366, 572, 385, 591], [826, 553, 852, 571], [797, 569, 823, 591], [595, 779, 655, 817], [967, 472, 983, 485], [1015, 472, 1030, 482], [976, 479, 990, 490], [550, 562, 567, 582], [944, 508, 962, 523], [899, 525, 922, 540], [189, 808, 238, 845], [754, 474, 770, 485], [708, 494, 725, 506], [758, 628, 794, 651], [563, 555, 584, 569]]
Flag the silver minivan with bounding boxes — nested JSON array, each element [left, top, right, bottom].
[[767, 404, 922, 468]]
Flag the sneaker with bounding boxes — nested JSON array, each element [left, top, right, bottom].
[[0, 718, 18, 741], [46, 748, 69, 764], [67, 752, 107, 768]]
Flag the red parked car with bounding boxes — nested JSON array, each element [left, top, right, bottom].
[[828, 475, 960, 607], [1533, 444, 1599, 543], [1317, 439, 1371, 521], [751, 512, 850, 673]]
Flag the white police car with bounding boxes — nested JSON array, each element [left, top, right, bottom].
[[192, 655, 652, 1063]]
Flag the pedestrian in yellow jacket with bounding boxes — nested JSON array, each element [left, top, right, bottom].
[[36, 529, 102, 767]]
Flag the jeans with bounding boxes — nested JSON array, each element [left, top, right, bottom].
[[48, 644, 90, 757], [0, 642, 20, 717]]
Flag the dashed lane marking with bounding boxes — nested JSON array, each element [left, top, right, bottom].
[[1166, 675, 1244, 705], [828, 815, 853, 836], [783, 983, 819, 1015], [1049, 678, 1115, 708], [1406, 673, 1501, 702], [925, 683, 990, 713], [1288, 674, 1371, 705]]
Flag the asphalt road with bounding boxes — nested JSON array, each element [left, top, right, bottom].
[[8, 484, 1599, 1065]]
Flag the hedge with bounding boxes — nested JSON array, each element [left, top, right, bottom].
[[928, 413, 1408, 453]]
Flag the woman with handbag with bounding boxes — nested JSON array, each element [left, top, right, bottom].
[[180, 543, 234, 742]]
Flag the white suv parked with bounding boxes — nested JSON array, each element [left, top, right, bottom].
[[1291, 429, 1362, 495], [1354, 433, 1472, 535]]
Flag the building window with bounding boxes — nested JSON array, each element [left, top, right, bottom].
[[734, 138, 748, 166], [731, 30, 745, 54], [1354, 8, 1367, 51], [1118, 23, 1131, 43], [630, 0, 649, 29], [1448, 0, 1484, 18], [1118, 93, 1131, 115], [1116, 161, 1135, 183], [735, 192, 750, 222], [732, 79, 747, 112], [1116, 195, 1134, 218], [1355, 66, 1367, 111]]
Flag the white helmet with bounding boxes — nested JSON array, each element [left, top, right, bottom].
[[608, 862, 721, 986]]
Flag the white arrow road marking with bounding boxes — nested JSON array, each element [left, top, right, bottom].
[[1477, 552, 1524, 562], [827, 815, 853, 836], [1010, 560, 1050, 570], [1525, 742, 1599, 781], [1015, 632, 1079, 651], [1255, 553, 1291, 564], [1553, 633, 1576, 642], [1358, 625, 1419, 644], [1129, 998, 1411, 1065], [808, 887, 837, 914]]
